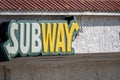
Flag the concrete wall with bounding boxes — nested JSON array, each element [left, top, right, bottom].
[[0, 57, 120, 80]]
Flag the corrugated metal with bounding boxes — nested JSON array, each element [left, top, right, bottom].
[[0, 0, 120, 12]]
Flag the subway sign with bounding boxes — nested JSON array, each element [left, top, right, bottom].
[[0, 17, 79, 61]]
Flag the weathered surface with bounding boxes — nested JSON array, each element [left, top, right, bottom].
[[0, 65, 4, 80], [73, 16, 120, 53], [0, 57, 120, 80]]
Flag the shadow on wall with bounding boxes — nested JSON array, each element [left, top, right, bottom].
[[0, 22, 9, 62], [78, 16, 120, 27]]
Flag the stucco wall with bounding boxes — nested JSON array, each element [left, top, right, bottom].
[[73, 16, 120, 53]]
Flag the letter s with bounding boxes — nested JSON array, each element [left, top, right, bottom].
[[5, 22, 18, 57]]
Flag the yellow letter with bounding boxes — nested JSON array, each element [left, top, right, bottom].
[[41, 23, 56, 53], [55, 23, 65, 52], [64, 21, 79, 52]]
